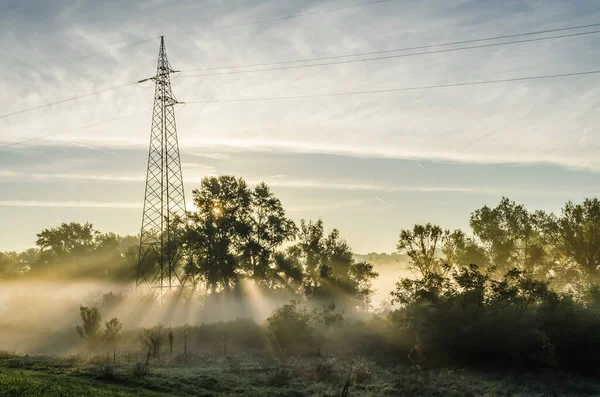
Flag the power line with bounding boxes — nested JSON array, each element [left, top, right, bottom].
[[184, 22, 600, 71], [175, 0, 394, 37], [184, 70, 600, 104], [180, 29, 600, 77], [0, 109, 150, 149], [0, 83, 136, 120]]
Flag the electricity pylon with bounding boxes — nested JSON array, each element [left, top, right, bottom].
[[136, 36, 188, 292]]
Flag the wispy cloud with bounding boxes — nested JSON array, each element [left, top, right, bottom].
[[0, 200, 139, 209], [0, 168, 475, 193], [2, 0, 600, 171]]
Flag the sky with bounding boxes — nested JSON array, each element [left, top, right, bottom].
[[2, 0, 600, 254]]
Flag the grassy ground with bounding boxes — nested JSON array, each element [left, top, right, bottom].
[[1, 352, 599, 397]]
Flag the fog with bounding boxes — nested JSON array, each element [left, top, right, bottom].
[[0, 259, 410, 355]]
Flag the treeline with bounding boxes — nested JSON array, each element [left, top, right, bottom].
[[399, 197, 600, 287], [4, 177, 600, 294], [5, 175, 600, 372], [0, 223, 139, 281]]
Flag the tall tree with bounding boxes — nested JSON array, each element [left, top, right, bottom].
[[349, 261, 379, 309], [469, 198, 553, 276], [0, 252, 20, 278], [36, 222, 97, 259], [555, 198, 600, 279], [397, 223, 460, 277], [188, 175, 251, 293], [239, 182, 297, 283], [288, 219, 376, 307]]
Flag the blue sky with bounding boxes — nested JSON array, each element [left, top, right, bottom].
[[1, 0, 600, 253]]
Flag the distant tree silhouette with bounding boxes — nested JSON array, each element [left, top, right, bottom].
[[36, 222, 97, 260], [288, 219, 376, 307], [397, 223, 456, 277], [470, 197, 554, 277], [555, 198, 600, 279]]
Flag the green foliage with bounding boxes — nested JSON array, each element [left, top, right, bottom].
[[76, 306, 122, 345], [390, 264, 600, 371], [132, 362, 149, 378], [1, 222, 138, 282], [470, 197, 555, 276], [76, 306, 102, 341], [555, 198, 600, 279], [97, 363, 116, 380], [141, 325, 164, 359], [288, 219, 376, 308], [397, 223, 465, 277], [187, 176, 298, 292], [104, 318, 123, 342], [36, 222, 97, 258], [265, 300, 320, 357]]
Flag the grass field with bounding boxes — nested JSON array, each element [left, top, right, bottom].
[[1, 352, 600, 397]]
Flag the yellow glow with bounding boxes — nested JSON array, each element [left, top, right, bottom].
[[212, 206, 221, 216]]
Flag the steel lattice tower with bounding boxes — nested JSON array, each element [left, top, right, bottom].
[[136, 36, 187, 291]]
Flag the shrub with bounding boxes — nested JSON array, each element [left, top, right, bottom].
[[268, 365, 292, 387], [315, 359, 334, 381], [226, 355, 241, 374], [352, 357, 372, 384], [103, 318, 123, 342], [265, 300, 321, 357], [132, 362, 149, 378], [97, 363, 115, 380], [76, 306, 101, 341], [389, 265, 600, 372], [141, 325, 164, 359]]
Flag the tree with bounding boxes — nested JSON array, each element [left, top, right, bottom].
[[187, 176, 298, 293], [103, 318, 123, 342], [555, 198, 600, 279], [288, 219, 375, 308], [76, 306, 102, 341], [349, 261, 379, 309], [142, 325, 164, 359], [239, 182, 297, 283], [265, 300, 320, 357], [0, 252, 20, 278], [397, 223, 456, 277], [188, 175, 251, 292], [470, 198, 554, 276], [26, 222, 138, 281], [441, 229, 488, 269], [36, 222, 97, 258]]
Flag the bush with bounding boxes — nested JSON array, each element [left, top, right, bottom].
[[315, 359, 334, 381], [132, 362, 149, 378], [226, 355, 241, 374], [265, 301, 321, 358], [141, 325, 164, 359], [76, 306, 101, 341], [103, 318, 123, 342], [97, 363, 115, 380], [268, 365, 292, 387], [389, 265, 600, 372], [352, 357, 372, 384]]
